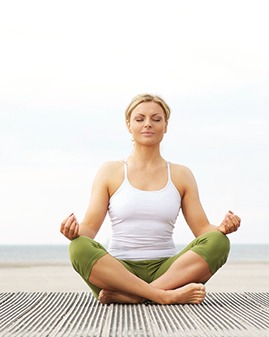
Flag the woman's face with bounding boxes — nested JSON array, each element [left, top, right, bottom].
[[126, 102, 168, 146]]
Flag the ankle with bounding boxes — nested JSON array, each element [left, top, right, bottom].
[[157, 289, 172, 305]]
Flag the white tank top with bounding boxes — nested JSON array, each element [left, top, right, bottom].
[[107, 160, 181, 260]]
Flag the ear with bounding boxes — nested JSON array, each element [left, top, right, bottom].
[[126, 120, 132, 133], [164, 121, 168, 133]]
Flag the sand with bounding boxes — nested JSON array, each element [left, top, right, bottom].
[[0, 261, 268, 293]]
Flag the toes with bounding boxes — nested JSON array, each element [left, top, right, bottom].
[[98, 289, 107, 303], [199, 284, 206, 291]]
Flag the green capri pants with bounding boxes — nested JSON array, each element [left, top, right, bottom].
[[69, 231, 230, 300]]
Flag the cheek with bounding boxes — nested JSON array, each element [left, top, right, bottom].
[[158, 123, 167, 132], [129, 121, 140, 132]]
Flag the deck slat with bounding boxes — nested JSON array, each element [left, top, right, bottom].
[[0, 292, 268, 337]]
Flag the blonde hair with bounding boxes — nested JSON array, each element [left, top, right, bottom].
[[125, 94, 171, 122]]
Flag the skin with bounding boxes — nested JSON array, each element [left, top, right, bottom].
[[60, 101, 241, 305]]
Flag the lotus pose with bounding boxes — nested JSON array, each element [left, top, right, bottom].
[[60, 94, 241, 305]]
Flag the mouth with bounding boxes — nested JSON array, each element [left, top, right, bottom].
[[141, 132, 154, 136]]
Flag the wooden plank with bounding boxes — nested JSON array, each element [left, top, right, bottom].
[[0, 292, 268, 336]]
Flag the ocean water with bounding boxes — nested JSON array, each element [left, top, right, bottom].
[[177, 244, 269, 262], [0, 245, 70, 264], [0, 244, 268, 264]]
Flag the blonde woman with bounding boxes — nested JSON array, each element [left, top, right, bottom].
[[60, 94, 240, 305]]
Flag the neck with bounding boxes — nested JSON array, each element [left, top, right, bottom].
[[128, 144, 164, 166]]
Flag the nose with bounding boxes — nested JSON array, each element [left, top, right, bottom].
[[144, 118, 152, 128]]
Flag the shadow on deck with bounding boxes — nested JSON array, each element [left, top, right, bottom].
[[0, 292, 268, 336]]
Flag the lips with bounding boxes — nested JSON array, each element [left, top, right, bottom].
[[141, 132, 154, 136]]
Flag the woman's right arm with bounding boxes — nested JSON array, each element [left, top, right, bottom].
[[60, 163, 111, 241]]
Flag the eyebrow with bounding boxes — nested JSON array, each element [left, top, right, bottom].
[[134, 113, 163, 117]]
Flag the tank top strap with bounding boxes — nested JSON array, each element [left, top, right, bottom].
[[167, 161, 172, 182], [123, 159, 128, 180]]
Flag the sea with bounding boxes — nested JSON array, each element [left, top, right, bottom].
[[0, 244, 268, 264]]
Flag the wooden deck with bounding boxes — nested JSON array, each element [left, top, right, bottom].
[[0, 292, 268, 336]]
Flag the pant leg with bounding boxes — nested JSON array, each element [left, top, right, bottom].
[[69, 236, 108, 299], [69, 236, 140, 300], [189, 231, 230, 275], [152, 231, 230, 282]]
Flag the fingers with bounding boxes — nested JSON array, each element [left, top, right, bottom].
[[60, 213, 79, 240], [60, 213, 72, 233], [222, 211, 241, 234], [64, 214, 78, 237], [226, 211, 241, 231], [219, 218, 231, 234], [68, 215, 78, 235]]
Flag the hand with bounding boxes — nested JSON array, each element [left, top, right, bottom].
[[60, 213, 80, 240], [217, 211, 241, 235]]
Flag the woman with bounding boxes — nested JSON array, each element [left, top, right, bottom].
[[60, 94, 241, 305]]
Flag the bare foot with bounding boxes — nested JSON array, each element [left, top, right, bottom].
[[167, 283, 206, 304], [98, 289, 146, 304], [98, 284, 205, 305]]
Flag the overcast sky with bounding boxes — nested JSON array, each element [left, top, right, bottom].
[[1, 0, 268, 245]]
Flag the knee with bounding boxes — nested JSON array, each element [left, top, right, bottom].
[[206, 230, 230, 256], [69, 236, 97, 270], [69, 236, 89, 271], [204, 231, 230, 273], [69, 236, 107, 275]]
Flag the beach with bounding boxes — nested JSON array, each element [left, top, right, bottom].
[[0, 261, 268, 293]]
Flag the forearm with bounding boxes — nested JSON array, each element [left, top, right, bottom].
[[195, 211, 241, 237], [194, 223, 220, 237], [78, 222, 99, 240]]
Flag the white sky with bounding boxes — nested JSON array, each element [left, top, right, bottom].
[[1, 0, 268, 245]]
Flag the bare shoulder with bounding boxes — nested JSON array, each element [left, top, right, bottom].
[[97, 160, 124, 175], [95, 160, 125, 196], [170, 163, 195, 180], [169, 163, 197, 196]]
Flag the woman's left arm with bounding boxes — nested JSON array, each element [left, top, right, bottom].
[[173, 165, 241, 237]]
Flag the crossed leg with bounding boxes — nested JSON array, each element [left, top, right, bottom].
[[70, 231, 230, 304], [91, 250, 210, 305]]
